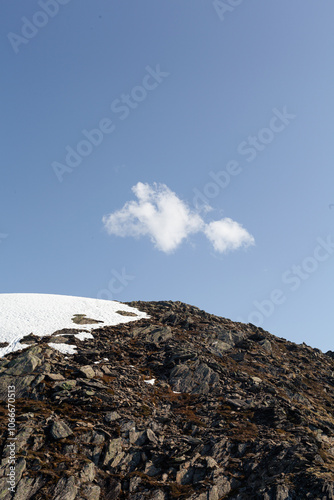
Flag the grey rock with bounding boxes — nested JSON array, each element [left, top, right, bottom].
[[14, 427, 34, 454], [213, 475, 232, 497], [80, 430, 105, 445], [146, 428, 158, 444], [216, 328, 245, 345], [212, 340, 233, 353], [170, 361, 219, 394], [259, 339, 273, 354], [78, 484, 101, 500], [120, 420, 136, 434], [91, 431, 105, 445], [251, 376, 263, 385], [14, 458, 26, 483], [104, 411, 121, 423], [6, 348, 42, 376], [62, 444, 78, 456], [146, 326, 173, 344], [102, 438, 124, 467], [129, 427, 147, 446], [46, 373, 65, 381], [0, 478, 12, 500], [132, 325, 173, 344], [49, 420, 73, 440], [0, 458, 26, 496], [13, 476, 45, 500], [79, 462, 96, 483], [144, 461, 161, 476], [54, 476, 78, 500], [77, 365, 95, 378], [129, 475, 141, 493], [150, 490, 166, 500], [274, 484, 292, 500], [0, 375, 36, 399]]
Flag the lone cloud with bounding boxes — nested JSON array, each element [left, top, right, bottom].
[[102, 182, 255, 254]]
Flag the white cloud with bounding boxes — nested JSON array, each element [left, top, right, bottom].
[[204, 218, 255, 253], [102, 182, 255, 254], [103, 182, 203, 253]]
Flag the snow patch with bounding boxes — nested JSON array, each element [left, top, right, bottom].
[[0, 293, 148, 358], [144, 378, 155, 385], [0, 339, 30, 358]]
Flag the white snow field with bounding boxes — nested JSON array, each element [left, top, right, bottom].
[[0, 293, 148, 357]]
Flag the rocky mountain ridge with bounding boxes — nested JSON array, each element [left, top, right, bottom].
[[0, 300, 334, 499]]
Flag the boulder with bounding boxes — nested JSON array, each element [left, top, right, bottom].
[[49, 420, 73, 440]]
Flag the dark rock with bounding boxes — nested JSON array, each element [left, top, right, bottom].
[[13, 476, 46, 500], [77, 365, 95, 378], [49, 420, 73, 440], [46, 373, 65, 381], [53, 476, 78, 500], [169, 361, 220, 394], [6, 349, 41, 375], [78, 484, 101, 499], [104, 411, 121, 423], [116, 310, 138, 317], [0, 299, 333, 499]]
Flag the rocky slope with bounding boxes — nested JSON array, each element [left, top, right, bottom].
[[1, 300, 334, 499]]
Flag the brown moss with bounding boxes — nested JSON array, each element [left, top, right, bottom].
[[169, 483, 195, 498], [229, 421, 258, 441], [173, 406, 205, 427], [140, 404, 153, 416], [100, 374, 116, 384]]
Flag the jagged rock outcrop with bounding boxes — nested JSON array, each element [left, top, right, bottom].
[[0, 300, 334, 498]]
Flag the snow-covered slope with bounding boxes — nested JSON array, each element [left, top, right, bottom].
[[0, 293, 148, 357]]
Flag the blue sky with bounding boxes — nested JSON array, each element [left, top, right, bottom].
[[1, 0, 334, 352]]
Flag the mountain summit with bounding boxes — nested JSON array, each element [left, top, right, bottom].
[[1, 298, 334, 499]]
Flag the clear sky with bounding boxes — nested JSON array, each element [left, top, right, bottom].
[[1, 0, 334, 352]]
